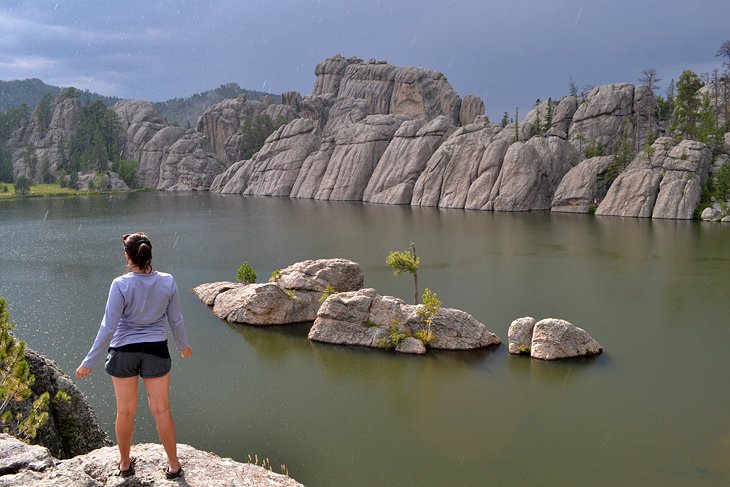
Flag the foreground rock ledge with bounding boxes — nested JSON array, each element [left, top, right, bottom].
[[508, 317, 602, 360], [0, 434, 304, 486]]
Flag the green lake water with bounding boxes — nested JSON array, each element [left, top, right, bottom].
[[1, 192, 729, 486]]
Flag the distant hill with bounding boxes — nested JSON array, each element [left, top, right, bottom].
[[153, 83, 280, 128], [0, 78, 280, 129], [0, 78, 121, 112]]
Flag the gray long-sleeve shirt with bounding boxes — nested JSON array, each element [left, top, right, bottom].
[[81, 271, 189, 368]]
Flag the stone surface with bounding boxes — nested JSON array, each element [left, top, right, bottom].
[[507, 317, 536, 354], [157, 132, 225, 190], [568, 83, 636, 154], [491, 136, 580, 211], [596, 138, 712, 219], [290, 137, 336, 198], [395, 337, 427, 354], [551, 156, 614, 213], [315, 114, 406, 201], [192, 281, 244, 305], [701, 207, 725, 221], [0, 435, 304, 486], [363, 116, 455, 204], [242, 118, 321, 196], [464, 138, 512, 210], [459, 95, 485, 126], [198, 259, 363, 325], [411, 123, 501, 208], [725, 132, 730, 153], [530, 318, 602, 360], [309, 288, 500, 352], [135, 126, 187, 188], [276, 258, 364, 293]]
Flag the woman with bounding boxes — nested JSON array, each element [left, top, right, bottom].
[[76, 232, 193, 479]]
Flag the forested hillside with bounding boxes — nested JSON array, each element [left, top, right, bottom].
[[0, 79, 120, 112], [152, 83, 279, 128]]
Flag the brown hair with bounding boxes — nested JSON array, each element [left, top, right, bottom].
[[123, 232, 152, 272]]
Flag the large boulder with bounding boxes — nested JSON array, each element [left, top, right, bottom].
[[312, 54, 362, 96], [197, 96, 262, 163], [551, 156, 614, 213], [530, 318, 602, 360], [507, 317, 536, 354], [0, 434, 304, 486], [194, 259, 364, 325], [20, 349, 110, 459], [508, 316, 602, 360], [309, 288, 500, 352], [363, 116, 455, 204]]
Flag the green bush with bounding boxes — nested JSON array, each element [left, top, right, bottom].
[[319, 283, 337, 303], [236, 261, 257, 284], [376, 321, 410, 349], [415, 288, 442, 346]]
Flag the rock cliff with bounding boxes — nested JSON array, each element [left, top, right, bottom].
[[6, 54, 725, 220]]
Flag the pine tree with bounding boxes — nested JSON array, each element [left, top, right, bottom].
[[672, 70, 703, 140]]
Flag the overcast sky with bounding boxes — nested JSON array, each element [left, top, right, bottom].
[[1, 0, 728, 120]]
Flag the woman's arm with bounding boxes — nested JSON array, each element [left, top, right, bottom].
[[77, 281, 124, 374], [167, 279, 191, 357]]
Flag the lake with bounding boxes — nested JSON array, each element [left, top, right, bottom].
[[1, 192, 729, 486]]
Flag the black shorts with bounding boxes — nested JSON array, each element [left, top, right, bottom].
[[104, 349, 171, 378]]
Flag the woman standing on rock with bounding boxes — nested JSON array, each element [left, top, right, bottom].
[[76, 232, 193, 479]]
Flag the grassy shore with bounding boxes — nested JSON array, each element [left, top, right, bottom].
[[0, 183, 141, 200]]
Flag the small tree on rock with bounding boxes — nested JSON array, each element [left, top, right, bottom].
[[236, 262, 257, 284], [386, 243, 420, 305]]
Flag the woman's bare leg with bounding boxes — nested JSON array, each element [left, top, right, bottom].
[[111, 376, 139, 470], [143, 372, 181, 472]]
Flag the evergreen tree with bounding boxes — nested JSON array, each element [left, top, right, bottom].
[[569, 77, 578, 97], [500, 112, 509, 127], [13, 176, 31, 196], [0, 298, 69, 442], [639, 68, 661, 141], [239, 114, 288, 160], [716, 40, 730, 65], [672, 70, 703, 140]]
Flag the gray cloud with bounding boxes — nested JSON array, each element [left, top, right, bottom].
[[1, 0, 728, 119]]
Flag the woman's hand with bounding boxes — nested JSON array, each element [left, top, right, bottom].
[[75, 365, 91, 378], [181, 346, 193, 358]]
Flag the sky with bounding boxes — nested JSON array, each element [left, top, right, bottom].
[[1, 0, 729, 120]]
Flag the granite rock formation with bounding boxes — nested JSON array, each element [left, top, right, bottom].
[[194, 259, 364, 326], [596, 138, 712, 219], [308, 288, 501, 352], [508, 317, 602, 360]]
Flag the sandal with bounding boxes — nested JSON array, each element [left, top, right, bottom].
[[165, 465, 184, 479], [118, 456, 136, 477]]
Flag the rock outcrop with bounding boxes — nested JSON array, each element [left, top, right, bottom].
[[551, 156, 614, 213], [363, 116, 455, 204], [308, 288, 500, 352], [21, 349, 110, 459], [491, 136, 580, 211], [194, 259, 364, 325], [157, 132, 226, 190], [596, 138, 712, 219], [0, 434, 304, 486], [459, 95, 485, 126], [507, 317, 602, 360]]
